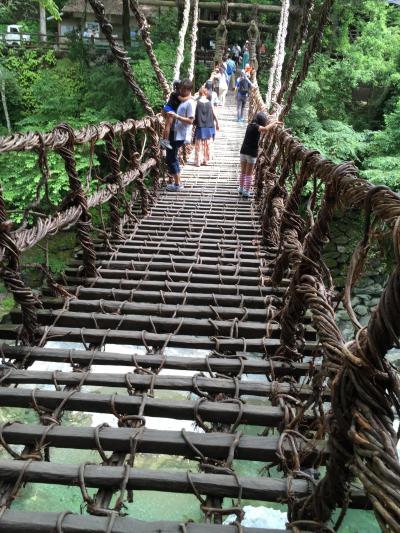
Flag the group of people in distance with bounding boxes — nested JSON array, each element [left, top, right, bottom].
[[159, 40, 279, 197]]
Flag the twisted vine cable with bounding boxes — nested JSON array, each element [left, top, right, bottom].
[[265, 0, 290, 112], [281, 0, 335, 120], [188, 0, 199, 80], [129, 0, 170, 98], [173, 0, 191, 81], [276, 0, 315, 106], [88, 0, 154, 115]]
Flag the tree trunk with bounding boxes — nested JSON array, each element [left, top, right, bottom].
[[0, 73, 11, 133], [122, 0, 131, 46], [39, 3, 47, 42]]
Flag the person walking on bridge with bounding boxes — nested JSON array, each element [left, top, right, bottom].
[[165, 79, 196, 192], [235, 70, 254, 122], [238, 112, 280, 198], [194, 86, 219, 166]]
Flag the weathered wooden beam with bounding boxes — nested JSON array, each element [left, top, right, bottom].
[[0, 324, 318, 353], [0, 423, 326, 462], [41, 287, 282, 308], [65, 259, 275, 275], [0, 370, 327, 400], [0, 511, 298, 533], [141, 1, 283, 12], [0, 388, 310, 427], [0, 460, 368, 507], [2, 345, 318, 376], [198, 20, 275, 32], [40, 299, 284, 321], [60, 277, 285, 296], [9, 310, 316, 340], [63, 269, 289, 287], [75, 247, 272, 260]]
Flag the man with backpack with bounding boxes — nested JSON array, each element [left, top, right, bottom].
[[235, 70, 254, 122], [225, 54, 237, 90]]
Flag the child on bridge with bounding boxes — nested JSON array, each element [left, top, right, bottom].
[[239, 112, 280, 199], [160, 80, 191, 150], [164, 79, 196, 192]]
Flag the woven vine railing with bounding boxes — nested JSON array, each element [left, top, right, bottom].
[[249, 83, 400, 531], [0, 115, 164, 344]]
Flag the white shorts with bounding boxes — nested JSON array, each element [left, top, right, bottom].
[[240, 154, 257, 165]]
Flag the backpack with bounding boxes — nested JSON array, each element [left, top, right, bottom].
[[238, 77, 249, 95], [226, 60, 235, 76]]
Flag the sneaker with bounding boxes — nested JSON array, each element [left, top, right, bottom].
[[160, 139, 173, 150], [242, 190, 252, 199], [166, 183, 184, 191], [237, 187, 243, 194]]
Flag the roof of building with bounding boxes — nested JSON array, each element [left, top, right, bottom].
[[63, 0, 124, 16]]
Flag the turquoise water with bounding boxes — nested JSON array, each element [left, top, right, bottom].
[[1, 343, 381, 532]]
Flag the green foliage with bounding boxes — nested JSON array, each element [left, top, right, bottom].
[[3, 49, 57, 114], [361, 97, 400, 188], [0, 147, 99, 221], [130, 42, 177, 109], [286, 0, 400, 190]]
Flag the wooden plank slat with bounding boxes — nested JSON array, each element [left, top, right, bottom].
[[0, 370, 327, 400], [1, 345, 317, 376], [0, 324, 319, 353], [41, 287, 282, 308], [0, 423, 326, 462], [0, 461, 368, 507], [59, 278, 286, 296], [0, 511, 293, 533], [9, 310, 316, 340], [0, 388, 307, 427]]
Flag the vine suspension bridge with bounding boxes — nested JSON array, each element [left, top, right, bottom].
[[0, 0, 399, 532]]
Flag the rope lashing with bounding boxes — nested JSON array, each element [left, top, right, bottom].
[[173, 0, 191, 82]]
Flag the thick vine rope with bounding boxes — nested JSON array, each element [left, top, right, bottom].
[[173, 0, 191, 81], [188, 0, 199, 80], [276, 0, 315, 107], [265, 0, 290, 112], [214, 0, 228, 65], [129, 0, 170, 98], [247, 19, 260, 72], [281, 0, 335, 119]]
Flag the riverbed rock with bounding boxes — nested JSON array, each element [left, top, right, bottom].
[[354, 304, 369, 316]]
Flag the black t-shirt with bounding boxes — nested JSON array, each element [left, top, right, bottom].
[[240, 123, 261, 157]]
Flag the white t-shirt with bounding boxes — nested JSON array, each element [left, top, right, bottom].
[[174, 98, 196, 143]]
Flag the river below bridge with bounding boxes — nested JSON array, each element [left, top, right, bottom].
[[0, 340, 380, 532]]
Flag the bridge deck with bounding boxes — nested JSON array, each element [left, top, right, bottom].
[[0, 98, 362, 532]]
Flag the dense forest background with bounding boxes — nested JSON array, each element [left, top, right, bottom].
[[0, 0, 399, 215]]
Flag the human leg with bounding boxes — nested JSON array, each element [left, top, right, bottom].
[[165, 140, 184, 188], [243, 159, 256, 197], [237, 94, 246, 120], [236, 97, 242, 121], [194, 139, 202, 166], [203, 139, 211, 164], [160, 114, 173, 149], [238, 156, 247, 193], [220, 88, 227, 107]]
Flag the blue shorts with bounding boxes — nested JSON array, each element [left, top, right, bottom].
[[163, 104, 175, 113]]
